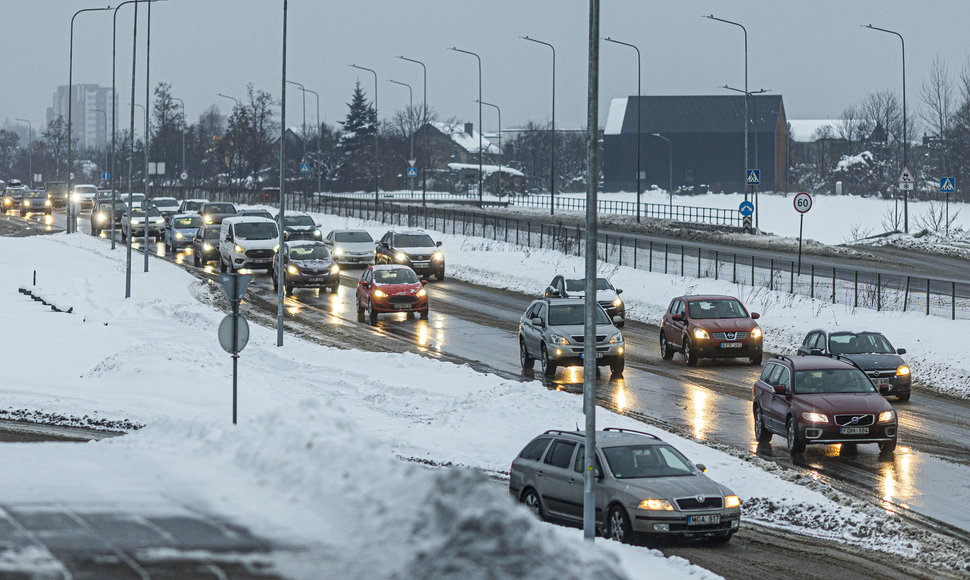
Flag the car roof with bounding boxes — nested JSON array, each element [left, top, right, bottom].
[[222, 216, 275, 225], [538, 429, 665, 448], [171, 213, 202, 220], [391, 230, 431, 236], [539, 297, 587, 306], [182, 198, 208, 203], [770, 354, 858, 371], [680, 294, 739, 302], [153, 196, 178, 202], [286, 240, 326, 248], [282, 210, 310, 217], [371, 264, 413, 271], [331, 228, 369, 233]]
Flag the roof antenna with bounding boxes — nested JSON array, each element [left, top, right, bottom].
[[576, 421, 580, 431]]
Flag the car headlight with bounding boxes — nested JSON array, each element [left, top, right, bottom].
[[154, 218, 164, 224], [613, 297, 623, 307], [610, 333, 623, 344], [175, 232, 183, 240], [287, 265, 299, 275], [330, 264, 340, 274], [373, 289, 387, 298], [273, 244, 280, 252], [334, 247, 344, 256], [896, 365, 910, 376], [234, 244, 245, 253], [693, 328, 710, 340], [417, 288, 427, 297], [23, 200, 30, 207], [313, 229, 322, 237], [724, 495, 741, 509], [204, 215, 213, 224], [71, 193, 80, 202], [549, 333, 569, 346], [878, 410, 896, 423], [395, 252, 408, 262], [45, 200, 52, 207], [751, 327, 763, 340], [97, 213, 107, 222], [637, 499, 674, 511], [801, 412, 828, 423], [132, 218, 142, 224], [202, 242, 213, 251], [432, 251, 444, 262]]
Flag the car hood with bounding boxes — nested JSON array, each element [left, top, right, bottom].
[[174, 227, 198, 235], [567, 289, 618, 301], [292, 258, 334, 269], [836, 353, 904, 371], [401, 246, 438, 256], [690, 318, 757, 332], [554, 323, 621, 337], [235, 238, 277, 249], [286, 225, 317, 231], [374, 282, 422, 295], [616, 473, 731, 502], [334, 242, 376, 253], [796, 392, 892, 414]]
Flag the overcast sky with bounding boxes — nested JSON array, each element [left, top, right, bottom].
[[3, 0, 970, 137]]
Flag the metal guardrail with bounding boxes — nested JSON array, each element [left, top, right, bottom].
[[509, 195, 743, 227]]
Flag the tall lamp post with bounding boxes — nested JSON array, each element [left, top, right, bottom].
[[389, 79, 415, 194], [521, 36, 556, 215], [863, 23, 908, 233], [216, 93, 239, 198], [278, 0, 289, 348], [475, 99, 502, 196], [130, 102, 151, 270], [722, 85, 769, 230], [350, 64, 380, 203], [124, 0, 140, 298], [397, 55, 427, 206], [603, 36, 642, 222], [651, 133, 672, 209], [302, 87, 321, 197], [92, 109, 108, 176], [448, 46, 484, 206], [172, 97, 186, 188], [15, 119, 32, 186], [286, 80, 308, 209]]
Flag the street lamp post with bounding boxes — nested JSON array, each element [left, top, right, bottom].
[[130, 102, 151, 269], [125, 1, 140, 298], [449, 47, 484, 206], [722, 85, 769, 230], [303, 87, 321, 198], [216, 93, 239, 199], [278, 0, 289, 348], [350, 64, 380, 203], [92, 109, 108, 177], [603, 37, 641, 222], [863, 23, 908, 233], [389, 79, 415, 194], [521, 36, 556, 215], [286, 80, 308, 209], [172, 97, 186, 192], [15, 119, 32, 186], [651, 133, 672, 209], [476, 100, 502, 196], [143, 0, 153, 273], [397, 55, 427, 206]]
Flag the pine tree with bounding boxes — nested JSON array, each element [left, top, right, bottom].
[[335, 81, 378, 189]]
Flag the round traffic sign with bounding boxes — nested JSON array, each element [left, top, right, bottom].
[[738, 200, 754, 216], [218, 314, 250, 354], [793, 192, 813, 214], [180, 171, 188, 181]]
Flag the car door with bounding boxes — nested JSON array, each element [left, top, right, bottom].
[[764, 365, 792, 433], [562, 444, 591, 520], [538, 439, 579, 520], [665, 299, 686, 346], [357, 268, 372, 306], [520, 303, 538, 354]]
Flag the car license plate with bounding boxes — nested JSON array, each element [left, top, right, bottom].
[[393, 303, 411, 309], [579, 353, 605, 359], [873, 379, 891, 387], [720, 342, 742, 348], [688, 514, 720, 525], [840, 427, 869, 435], [308, 277, 327, 283]]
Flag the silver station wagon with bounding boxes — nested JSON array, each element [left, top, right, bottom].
[[509, 428, 741, 544]]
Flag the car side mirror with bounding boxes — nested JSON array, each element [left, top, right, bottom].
[[612, 316, 623, 325], [896, 348, 906, 355], [436, 241, 442, 247], [671, 313, 683, 321], [595, 468, 604, 480], [695, 463, 707, 473], [421, 279, 428, 286], [751, 312, 761, 319], [545, 286, 559, 297], [810, 348, 823, 356], [772, 384, 787, 395], [616, 288, 623, 295], [531, 317, 543, 326]]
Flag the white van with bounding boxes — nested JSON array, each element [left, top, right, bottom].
[[219, 216, 280, 273]]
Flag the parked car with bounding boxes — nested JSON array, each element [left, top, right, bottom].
[[753, 355, 898, 455], [192, 225, 222, 267], [509, 428, 741, 544], [70, 184, 99, 209], [119, 192, 146, 209], [201, 201, 238, 225], [120, 206, 165, 241], [273, 241, 340, 295], [164, 213, 205, 253], [355, 264, 428, 325], [374, 230, 445, 281], [90, 200, 127, 236], [519, 297, 625, 377], [324, 229, 376, 266], [277, 211, 322, 241], [178, 198, 208, 214], [660, 295, 763, 366], [796, 329, 911, 401], [219, 216, 279, 272], [149, 196, 181, 219], [19, 190, 52, 216], [545, 275, 625, 327], [238, 208, 274, 220], [45, 181, 69, 208]]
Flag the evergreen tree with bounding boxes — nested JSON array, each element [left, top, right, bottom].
[[335, 81, 378, 190]]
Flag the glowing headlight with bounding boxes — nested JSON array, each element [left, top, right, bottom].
[[287, 265, 299, 275], [273, 244, 280, 252], [154, 218, 164, 224], [175, 232, 183, 240], [97, 213, 107, 222], [330, 264, 340, 274], [693, 328, 710, 340], [373, 289, 387, 298], [612, 297, 623, 307], [878, 410, 896, 423], [202, 242, 213, 251], [44, 200, 52, 207], [610, 333, 623, 344], [550, 333, 568, 346], [203, 214, 213, 224], [23, 200, 30, 207], [724, 495, 741, 509], [751, 327, 763, 340], [896, 365, 910, 376], [132, 218, 143, 225], [417, 288, 427, 297], [313, 229, 322, 237], [234, 244, 245, 253], [801, 412, 828, 423], [395, 252, 407, 262], [432, 251, 444, 262], [334, 247, 345, 256], [637, 499, 674, 511], [71, 193, 80, 202]]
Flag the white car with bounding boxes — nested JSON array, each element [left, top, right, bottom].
[[324, 229, 376, 266], [71, 184, 99, 209], [120, 192, 146, 209], [219, 216, 279, 273]]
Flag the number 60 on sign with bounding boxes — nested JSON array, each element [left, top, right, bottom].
[[793, 192, 813, 214]]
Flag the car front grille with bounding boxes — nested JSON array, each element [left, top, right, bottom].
[[834, 414, 875, 427], [598, 300, 614, 309], [865, 370, 896, 379], [571, 334, 607, 343], [245, 249, 275, 259], [387, 296, 418, 305], [675, 496, 724, 511], [712, 331, 748, 340], [407, 253, 433, 261]]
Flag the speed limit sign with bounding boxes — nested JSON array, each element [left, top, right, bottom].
[[793, 192, 813, 214]]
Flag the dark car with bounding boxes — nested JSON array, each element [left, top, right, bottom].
[[797, 330, 911, 401], [510, 428, 741, 544], [272, 241, 340, 295], [45, 181, 69, 208], [199, 202, 238, 225], [277, 211, 322, 241], [19, 190, 52, 216], [545, 275, 625, 326], [374, 230, 444, 281], [178, 198, 209, 214], [191, 225, 222, 266], [2, 183, 27, 213], [238, 208, 274, 220], [355, 264, 429, 325], [91, 200, 127, 236], [660, 295, 763, 366], [753, 355, 898, 455]]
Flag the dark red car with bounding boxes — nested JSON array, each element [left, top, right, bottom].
[[355, 264, 429, 325], [660, 295, 762, 366]]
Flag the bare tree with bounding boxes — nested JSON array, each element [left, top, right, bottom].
[[920, 57, 953, 139]]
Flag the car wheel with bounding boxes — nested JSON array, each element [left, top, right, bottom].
[[896, 392, 911, 402], [610, 357, 625, 376], [329, 285, 340, 294], [607, 505, 634, 544], [540, 345, 557, 377], [754, 406, 772, 444], [435, 269, 445, 282], [750, 353, 763, 365], [369, 303, 378, 326], [519, 338, 535, 370], [878, 438, 897, 454], [660, 333, 674, 360], [356, 300, 365, 322], [521, 488, 544, 520], [786, 417, 806, 454], [272, 273, 278, 291], [219, 257, 227, 273], [419, 308, 429, 320], [683, 338, 698, 366], [193, 252, 201, 267]]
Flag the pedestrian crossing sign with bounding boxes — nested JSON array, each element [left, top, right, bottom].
[[746, 169, 760, 185], [941, 177, 956, 193]]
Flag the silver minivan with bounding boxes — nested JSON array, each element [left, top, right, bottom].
[[519, 297, 625, 377], [219, 216, 279, 273]]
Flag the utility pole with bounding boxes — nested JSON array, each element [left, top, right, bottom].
[[522, 36, 556, 215], [397, 56, 428, 206]]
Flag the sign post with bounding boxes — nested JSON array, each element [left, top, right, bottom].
[[738, 200, 754, 232], [898, 166, 914, 233], [745, 170, 760, 233], [217, 272, 253, 424], [941, 177, 956, 237], [793, 192, 813, 273]]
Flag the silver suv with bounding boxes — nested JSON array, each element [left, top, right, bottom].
[[519, 298, 625, 377], [509, 428, 741, 544]]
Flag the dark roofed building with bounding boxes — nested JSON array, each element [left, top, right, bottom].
[[603, 95, 789, 192]]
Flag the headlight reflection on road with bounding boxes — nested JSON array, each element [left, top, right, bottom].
[[416, 323, 430, 348], [614, 383, 629, 413], [688, 386, 709, 440], [881, 446, 914, 512]]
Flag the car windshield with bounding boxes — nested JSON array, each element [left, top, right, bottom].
[[285, 215, 315, 226], [206, 203, 236, 213], [828, 332, 894, 355], [395, 234, 435, 247], [154, 198, 178, 207], [603, 444, 695, 479], [174, 216, 203, 228], [289, 245, 330, 260], [47, 183, 68, 194], [688, 299, 747, 319], [183, 201, 205, 211], [794, 369, 877, 394], [335, 231, 373, 243], [373, 268, 419, 284], [101, 202, 127, 212], [25, 191, 47, 199], [564, 278, 613, 292], [234, 222, 277, 239], [203, 227, 221, 240], [74, 185, 98, 194], [240, 210, 271, 218], [129, 208, 161, 218], [547, 304, 611, 326]]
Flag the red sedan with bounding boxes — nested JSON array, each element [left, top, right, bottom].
[[356, 264, 429, 325]]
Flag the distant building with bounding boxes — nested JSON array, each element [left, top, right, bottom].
[[417, 121, 500, 167], [603, 95, 789, 192], [46, 84, 117, 150]]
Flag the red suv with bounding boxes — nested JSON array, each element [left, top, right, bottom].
[[660, 295, 762, 366], [355, 264, 428, 325]]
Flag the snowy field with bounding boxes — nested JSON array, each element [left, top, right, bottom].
[[2, 228, 967, 575]]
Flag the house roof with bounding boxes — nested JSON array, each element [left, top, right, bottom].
[[431, 121, 500, 154], [605, 95, 785, 135], [447, 162, 524, 177]]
